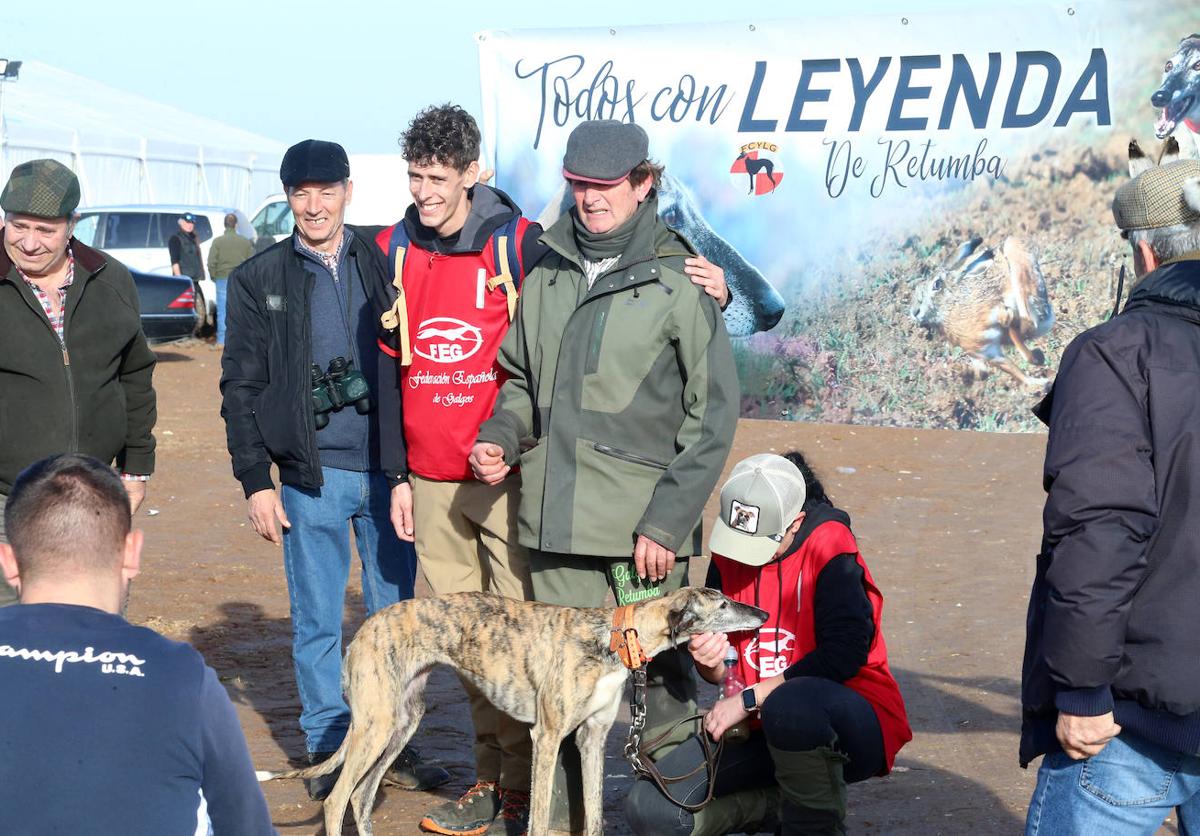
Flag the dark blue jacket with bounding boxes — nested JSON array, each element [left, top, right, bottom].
[[1022, 255, 1200, 765]]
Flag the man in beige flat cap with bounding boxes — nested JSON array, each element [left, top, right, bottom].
[[1020, 143, 1200, 833], [0, 159, 157, 607]]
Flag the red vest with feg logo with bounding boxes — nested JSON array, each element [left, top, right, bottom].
[[375, 219, 529, 481], [711, 519, 912, 772]]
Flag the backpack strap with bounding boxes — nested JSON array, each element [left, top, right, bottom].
[[379, 222, 414, 366], [485, 216, 525, 322]]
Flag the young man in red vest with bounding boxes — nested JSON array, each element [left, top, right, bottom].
[[625, 451, 912, 835], [375, 104, 539, 836]]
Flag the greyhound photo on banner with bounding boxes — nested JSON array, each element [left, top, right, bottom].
[[477, 1, 1195, 431]]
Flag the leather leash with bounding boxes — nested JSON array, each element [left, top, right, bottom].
[[611, 606, 724, 813]]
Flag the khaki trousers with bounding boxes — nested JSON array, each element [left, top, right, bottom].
[[411, 474, 533, 789]]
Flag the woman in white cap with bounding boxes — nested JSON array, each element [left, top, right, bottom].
[[626, 451, 911, 835]]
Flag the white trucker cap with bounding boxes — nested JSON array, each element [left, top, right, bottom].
[[709, 453, 807, 566]]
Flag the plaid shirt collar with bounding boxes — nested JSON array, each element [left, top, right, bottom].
[[294, 228, 350, 277], [15, 247, 75, 340]]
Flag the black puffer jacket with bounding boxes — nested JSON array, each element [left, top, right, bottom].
[[219, 225, 399, 497], [1021, 255, 1200, 765]]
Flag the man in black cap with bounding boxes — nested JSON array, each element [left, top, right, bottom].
[[168, 212, 206, 326], [471, 120, 740, 831], [219, 139, 449, 800], [0, 158, 157, 608]]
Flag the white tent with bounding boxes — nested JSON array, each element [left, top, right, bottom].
[[0, 61, 284, 213]]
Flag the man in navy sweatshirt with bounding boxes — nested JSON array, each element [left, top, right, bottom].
[[0, 453, 275, 835]]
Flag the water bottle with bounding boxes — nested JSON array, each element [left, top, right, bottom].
[[721, 646, 750, 744]]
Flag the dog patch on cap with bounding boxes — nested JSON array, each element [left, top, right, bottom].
[[729, 500, 760, 534]]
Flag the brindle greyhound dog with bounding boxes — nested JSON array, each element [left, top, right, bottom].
[[258, 586, 768, 836]]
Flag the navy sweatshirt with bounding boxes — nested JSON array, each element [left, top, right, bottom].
[[0, 603, 275, 835]]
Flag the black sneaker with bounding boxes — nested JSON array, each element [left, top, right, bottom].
[[384, 744, 452, 791], [419, 780, 501, 835], [304, 750, 341, 802], [483, 788, 529, 835]]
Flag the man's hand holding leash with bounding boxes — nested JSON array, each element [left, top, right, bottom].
[[247, 488, 290, 545], [469, 442, 510, 485]]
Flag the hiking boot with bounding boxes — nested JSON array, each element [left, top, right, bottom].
[[483, 788, 530, 835], [384, 744, 452, 791], [304, 750, 340, 802], [419, 780, 501, 835]]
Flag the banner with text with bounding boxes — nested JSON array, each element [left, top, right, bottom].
[[478, 3, 1193, 430]]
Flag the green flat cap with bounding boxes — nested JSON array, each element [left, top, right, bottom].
[[1112, 159, 1200, 232], [1, 159, 82, 219]]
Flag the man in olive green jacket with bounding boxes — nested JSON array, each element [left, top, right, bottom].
[[207, 213, 254, 347], [0, 160, 157, 607], [472, 120, 739, 832]]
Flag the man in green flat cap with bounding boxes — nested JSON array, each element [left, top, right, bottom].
[[0, 159, 157, 607], [1022, 145, 1200, 833]]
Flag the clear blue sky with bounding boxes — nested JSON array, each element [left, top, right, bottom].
[[3, 0, 987, 154]]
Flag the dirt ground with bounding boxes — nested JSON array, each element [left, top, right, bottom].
[[130, 340, 1174, 835]]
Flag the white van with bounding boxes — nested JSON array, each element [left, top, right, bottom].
[[74, 205, 257, 326]]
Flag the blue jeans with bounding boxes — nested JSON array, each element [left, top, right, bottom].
[[214, 277, 228, 345], [280, 466, 416, 753], [1027, 732, 1200, 835]]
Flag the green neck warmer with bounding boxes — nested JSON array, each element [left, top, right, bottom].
[[571, 194, 659, 262]]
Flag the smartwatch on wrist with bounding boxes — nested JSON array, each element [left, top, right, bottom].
[[741, 686, 758, 713]]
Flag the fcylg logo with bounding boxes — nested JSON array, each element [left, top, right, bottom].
[[414, 317, 484, 363], [730, 142, 784, 196]]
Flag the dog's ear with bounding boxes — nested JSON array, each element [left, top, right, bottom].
[[666, 589, 703, 637]]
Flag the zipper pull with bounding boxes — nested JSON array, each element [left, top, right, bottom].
[[62, 347, 70, 365]]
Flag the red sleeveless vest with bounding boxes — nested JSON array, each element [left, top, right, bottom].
[[712, 519, 912, 772]]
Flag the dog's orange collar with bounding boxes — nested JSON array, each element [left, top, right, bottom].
[[609, 605, 649, 670]]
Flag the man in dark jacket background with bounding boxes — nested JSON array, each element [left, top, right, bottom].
[[0, 159, 157, 607], [169, 212, 206, 337], [219, 139, 447, 800], [1022, 147, 1200, 832]]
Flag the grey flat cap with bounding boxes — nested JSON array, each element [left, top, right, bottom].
[[1112, 159, 1200, 231], [1, 159, 81, 219], [562, 120, 649, 185], [280, 139, 350, 188]]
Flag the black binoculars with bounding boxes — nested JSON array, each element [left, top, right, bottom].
[[312, 356, 372, 430]]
